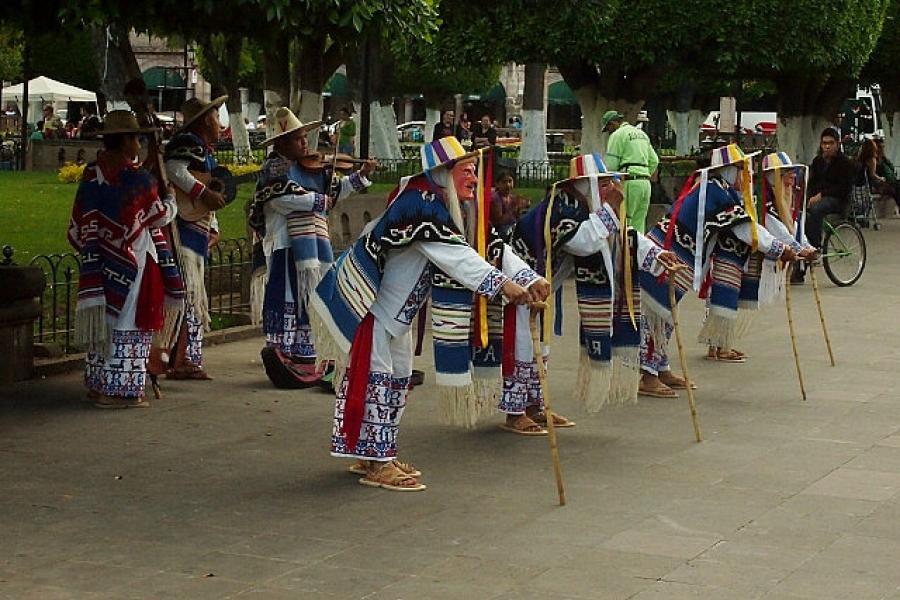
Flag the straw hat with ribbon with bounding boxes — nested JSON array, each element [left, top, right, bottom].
[[179, 95, 228, 132], [259, 107, 322, 147], [420, 135, 479, 173], [99, 110, 156, 136], [761, 151, 808, 236]]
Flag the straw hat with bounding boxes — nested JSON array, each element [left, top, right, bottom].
[[260, 107, 322, 146], [179, 95, 227, 132], [420, 136, 478, 172], [708, 143, 760, 170], [762, 151, 802, 171], [565, 153, 620, 181], [99, 110, 155, 136]]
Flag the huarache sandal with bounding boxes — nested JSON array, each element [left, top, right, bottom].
[[348, 459, 422, 478], [659, 373, 697, 390], [499, 414, 548, 436], [638, 383, 678, 398], [93, 395, 130, 409], [705, 348, 745, 363], [528, 411, 576, 428], [358, 462, 427, 492], [167, 366, 213, 380]]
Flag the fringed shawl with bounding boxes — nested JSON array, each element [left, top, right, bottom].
[[511, 188, 642, 411], [67, 155, 184, 351]]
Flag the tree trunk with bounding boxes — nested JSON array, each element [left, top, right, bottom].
[[519, 63, 547, 162], [666, 110, 706, 156], [368, 101, 402, 159], [89, 24, 142, 111], [262, 33, 290, 139], [776, 115, 806, 164], [572, 85, 643, 154], [880, 111, 900, 168]]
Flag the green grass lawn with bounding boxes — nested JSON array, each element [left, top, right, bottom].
[[0, 172, 548, 263]]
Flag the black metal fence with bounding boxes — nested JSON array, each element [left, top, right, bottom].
[[3, 236, 255, 355]]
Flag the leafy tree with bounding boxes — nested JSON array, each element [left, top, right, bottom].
[[742, 0, 888, 161], [0, 26, 23, 83], [861, 1, 900, 163]]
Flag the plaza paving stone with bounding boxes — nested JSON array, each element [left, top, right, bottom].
[[1, 219, 900, 599]]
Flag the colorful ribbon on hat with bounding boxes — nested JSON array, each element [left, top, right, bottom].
[[618, 180, 636, 329], [543, 182, 559, 340], [741, 158, 759, 252], [473, 148, 492, 348]]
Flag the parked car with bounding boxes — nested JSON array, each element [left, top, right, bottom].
[[397, 121, 425, 143]]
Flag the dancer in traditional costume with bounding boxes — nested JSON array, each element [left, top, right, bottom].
[[163, 96, 228, 380], [68, 111, 184, 408], [638, 145, 799, 397], [508, 154, 674, 416], [249, 107, 375, 388], [311, 137, 548, 491]]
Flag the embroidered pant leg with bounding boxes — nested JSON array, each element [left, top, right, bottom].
[[640, 316, 672, 375], [84, 351, 104, 393], [184, 303, 204, 366], [331, 319, 412, 461], [99, 330, 152, 398], [264, 249, 315, 359], [498, 305, 545, 415]]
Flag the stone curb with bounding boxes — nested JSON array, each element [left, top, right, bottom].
[[32, 324, 263, 379]]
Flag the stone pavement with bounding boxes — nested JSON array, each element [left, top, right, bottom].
[[2, 221, 900, 600]]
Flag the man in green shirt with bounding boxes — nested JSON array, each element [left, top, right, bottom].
[[601, 110, 659, 232]]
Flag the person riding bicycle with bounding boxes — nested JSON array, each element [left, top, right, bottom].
[[803, 128, 855, 283]]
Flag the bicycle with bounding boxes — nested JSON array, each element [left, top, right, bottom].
[[820, 213, 866, 286]]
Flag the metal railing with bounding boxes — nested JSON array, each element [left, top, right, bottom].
[[4, 236, 256, 355]]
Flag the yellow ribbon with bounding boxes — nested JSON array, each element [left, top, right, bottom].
[[741, 159, 759, 252], [618, 183, 636, 329], [543, 182, 558, 340], [475, 149, 488, 348]]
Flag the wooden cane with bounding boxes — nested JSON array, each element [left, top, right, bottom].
[[784, 263, 807, 401], [808, 265, 836, 367], [667, 274, 702, 443], [528, 302, 566, 506]]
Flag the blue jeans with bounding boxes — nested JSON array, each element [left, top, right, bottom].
[[805, 196, 845, 248]]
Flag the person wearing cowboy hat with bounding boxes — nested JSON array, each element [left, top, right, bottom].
[[161, 95, 229, 381], [601, 109, 659, 233], [67, 111, 185, 409], [505, 153, 677, 419], [637, 144, 798, 401], [310, 136, 549, 492], [248, 106, 376, 389]]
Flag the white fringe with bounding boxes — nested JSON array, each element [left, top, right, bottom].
[[697, 311, 738, 349], [757, 259, 785, 307], [438, 384, 493, 428], [733, 309, 755, 340], [307, 304, 348, 388], [642, 309, 671, 355], [249, 269, 267, 326], [180, 251, 210, 332], [295, 264, 325, 310], [152, 304, 184, 349], [610, 347, 641, 406], [576, 349, 613, 413], [75, 305, 109, 354]]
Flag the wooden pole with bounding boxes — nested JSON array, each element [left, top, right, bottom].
[[809, 266, 836, 367], [784, 263, 807, 401], [529, 303, 566, 506], [667, 276, 702, 442]]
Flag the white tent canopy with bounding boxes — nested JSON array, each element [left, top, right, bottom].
[[3, 76, 97, 104], [2, 76, 98, 125]]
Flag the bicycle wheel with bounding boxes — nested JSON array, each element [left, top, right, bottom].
[[823, 222, 866, 286]]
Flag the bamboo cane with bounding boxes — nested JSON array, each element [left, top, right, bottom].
[[528, 302, 566, 506], [784, 263, 807, 401], [667, 274, 702, 443], [808, 265, 836, 367]]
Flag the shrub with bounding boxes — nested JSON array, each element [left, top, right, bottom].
[[57, 162, 86, 183]]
